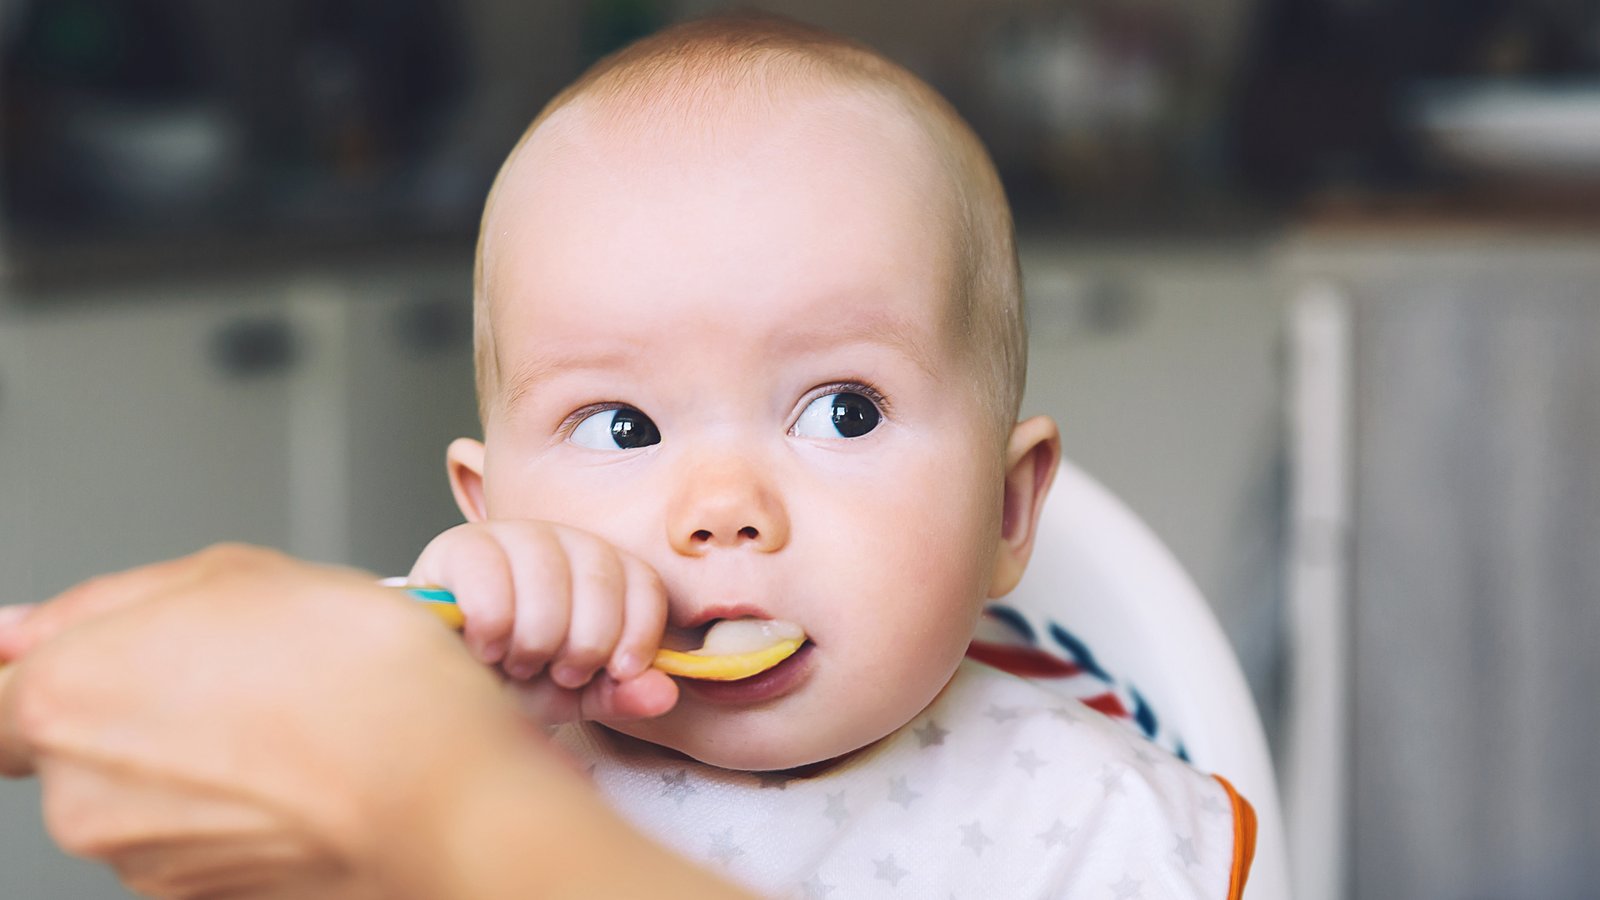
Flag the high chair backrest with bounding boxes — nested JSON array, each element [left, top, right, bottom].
[[990, 460, 1290, 898]]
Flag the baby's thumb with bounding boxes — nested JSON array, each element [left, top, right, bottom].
[[505, 669, 678, 726], [584, 669, 679, 722]]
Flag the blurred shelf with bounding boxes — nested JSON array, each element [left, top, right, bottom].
[[1295, 185, 1600, 236], [0, 227, 476, 301]]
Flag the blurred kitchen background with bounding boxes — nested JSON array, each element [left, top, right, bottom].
[[2, 0, 1598, 897]]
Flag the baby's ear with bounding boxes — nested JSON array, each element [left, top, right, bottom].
[[446, 438, 490, 522], [988, 415, 1061, 598]]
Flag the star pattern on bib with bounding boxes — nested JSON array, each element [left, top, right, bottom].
[[984, 703, 1021, 723], [1111, 873, 1144, 898], [873, 854, 909, 887], [1014, 748, 1046, 778], [1037, 818, 1076, 849], [1050, 705, 1082, 725], [661, 769, 696, 805], [707, 827, 744, 866], [823, 790, 850, 828], [799, 872, 834, 898], [1173, 834, 1200, 867], [914, 720, 949, 748], [887, 776, 922, 809], [959, 820, 993, 856], [1097, 764, 1128, 796], [757, 771, 795, 790]]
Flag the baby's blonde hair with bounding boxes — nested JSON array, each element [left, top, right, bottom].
[[474, 12, 1025, 439]]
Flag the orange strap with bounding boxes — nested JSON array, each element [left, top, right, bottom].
[[1212, 775, 1257, 900]]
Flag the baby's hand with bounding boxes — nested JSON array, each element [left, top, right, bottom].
[[408, 521, 676, 724]]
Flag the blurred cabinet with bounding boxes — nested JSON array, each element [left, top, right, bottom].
[[1282, 233, 1600, 900], [0, 257, 476, 602], [0, 258, 477, 899], [0, 287, 298, 603]]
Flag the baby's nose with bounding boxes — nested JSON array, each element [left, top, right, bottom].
[[667, 463, 789, 556]]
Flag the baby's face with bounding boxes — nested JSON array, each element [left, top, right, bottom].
[[468, 94, 1005, 770]]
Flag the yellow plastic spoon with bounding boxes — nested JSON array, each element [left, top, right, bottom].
[[401, 587, 804, 682], [652, 639, 805, 681]]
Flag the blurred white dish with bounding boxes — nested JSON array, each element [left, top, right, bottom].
[[1413, 81, 1600, 179]]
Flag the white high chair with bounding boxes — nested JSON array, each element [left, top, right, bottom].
[[989, 460, 1290, 899]]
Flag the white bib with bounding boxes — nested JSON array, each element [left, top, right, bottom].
[[552, 661, 1248, 899]]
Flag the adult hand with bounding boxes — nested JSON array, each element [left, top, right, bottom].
[[0, 546, 747, 900]]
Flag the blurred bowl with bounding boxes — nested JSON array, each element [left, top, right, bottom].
[[57, 99, 243, 216], [1411, 81, 1600, 181]]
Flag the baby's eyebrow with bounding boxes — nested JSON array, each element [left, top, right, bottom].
[[500, 349, 632, 413], [771, 313, 941, 379], [498, 313, 939, 413]]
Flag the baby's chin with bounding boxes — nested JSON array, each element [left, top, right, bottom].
[[600, 711, 896, 773]]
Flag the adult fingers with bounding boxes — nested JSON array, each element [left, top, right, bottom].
[[0, 553, 202, 662], [0, 664, 24, 776], [0, 548, 263, 778], [35, 754, 294, 884], [0, 605, 34, 738], [0, 605, 36, 664]]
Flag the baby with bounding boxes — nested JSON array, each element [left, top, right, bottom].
[[409, 13, 1255, 898]]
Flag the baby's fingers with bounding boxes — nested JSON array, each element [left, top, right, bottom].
[[506, 670, 679, 726], [500, 527, 572, 681], [608, 556, 668, 681], [586, 669, 678, 721], [408, 527, 517, 666], [547, 533, 624, 689]]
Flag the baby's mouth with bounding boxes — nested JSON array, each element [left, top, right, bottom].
[[654, 618, 807, 681]]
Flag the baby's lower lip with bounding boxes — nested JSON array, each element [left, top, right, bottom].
[[678, 641, 814, 706]]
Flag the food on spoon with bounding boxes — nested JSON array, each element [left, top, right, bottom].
[[653, 618, 806, 681]]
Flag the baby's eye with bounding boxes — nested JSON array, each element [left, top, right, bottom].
[[570, 406, 661, 450], [792, 391, 882, 439]]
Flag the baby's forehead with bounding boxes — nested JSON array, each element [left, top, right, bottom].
[[534, 80, 944, 189], [488, 99, 969, 338], [487, 84, 966, 286], [562, 50, 925, 141]]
